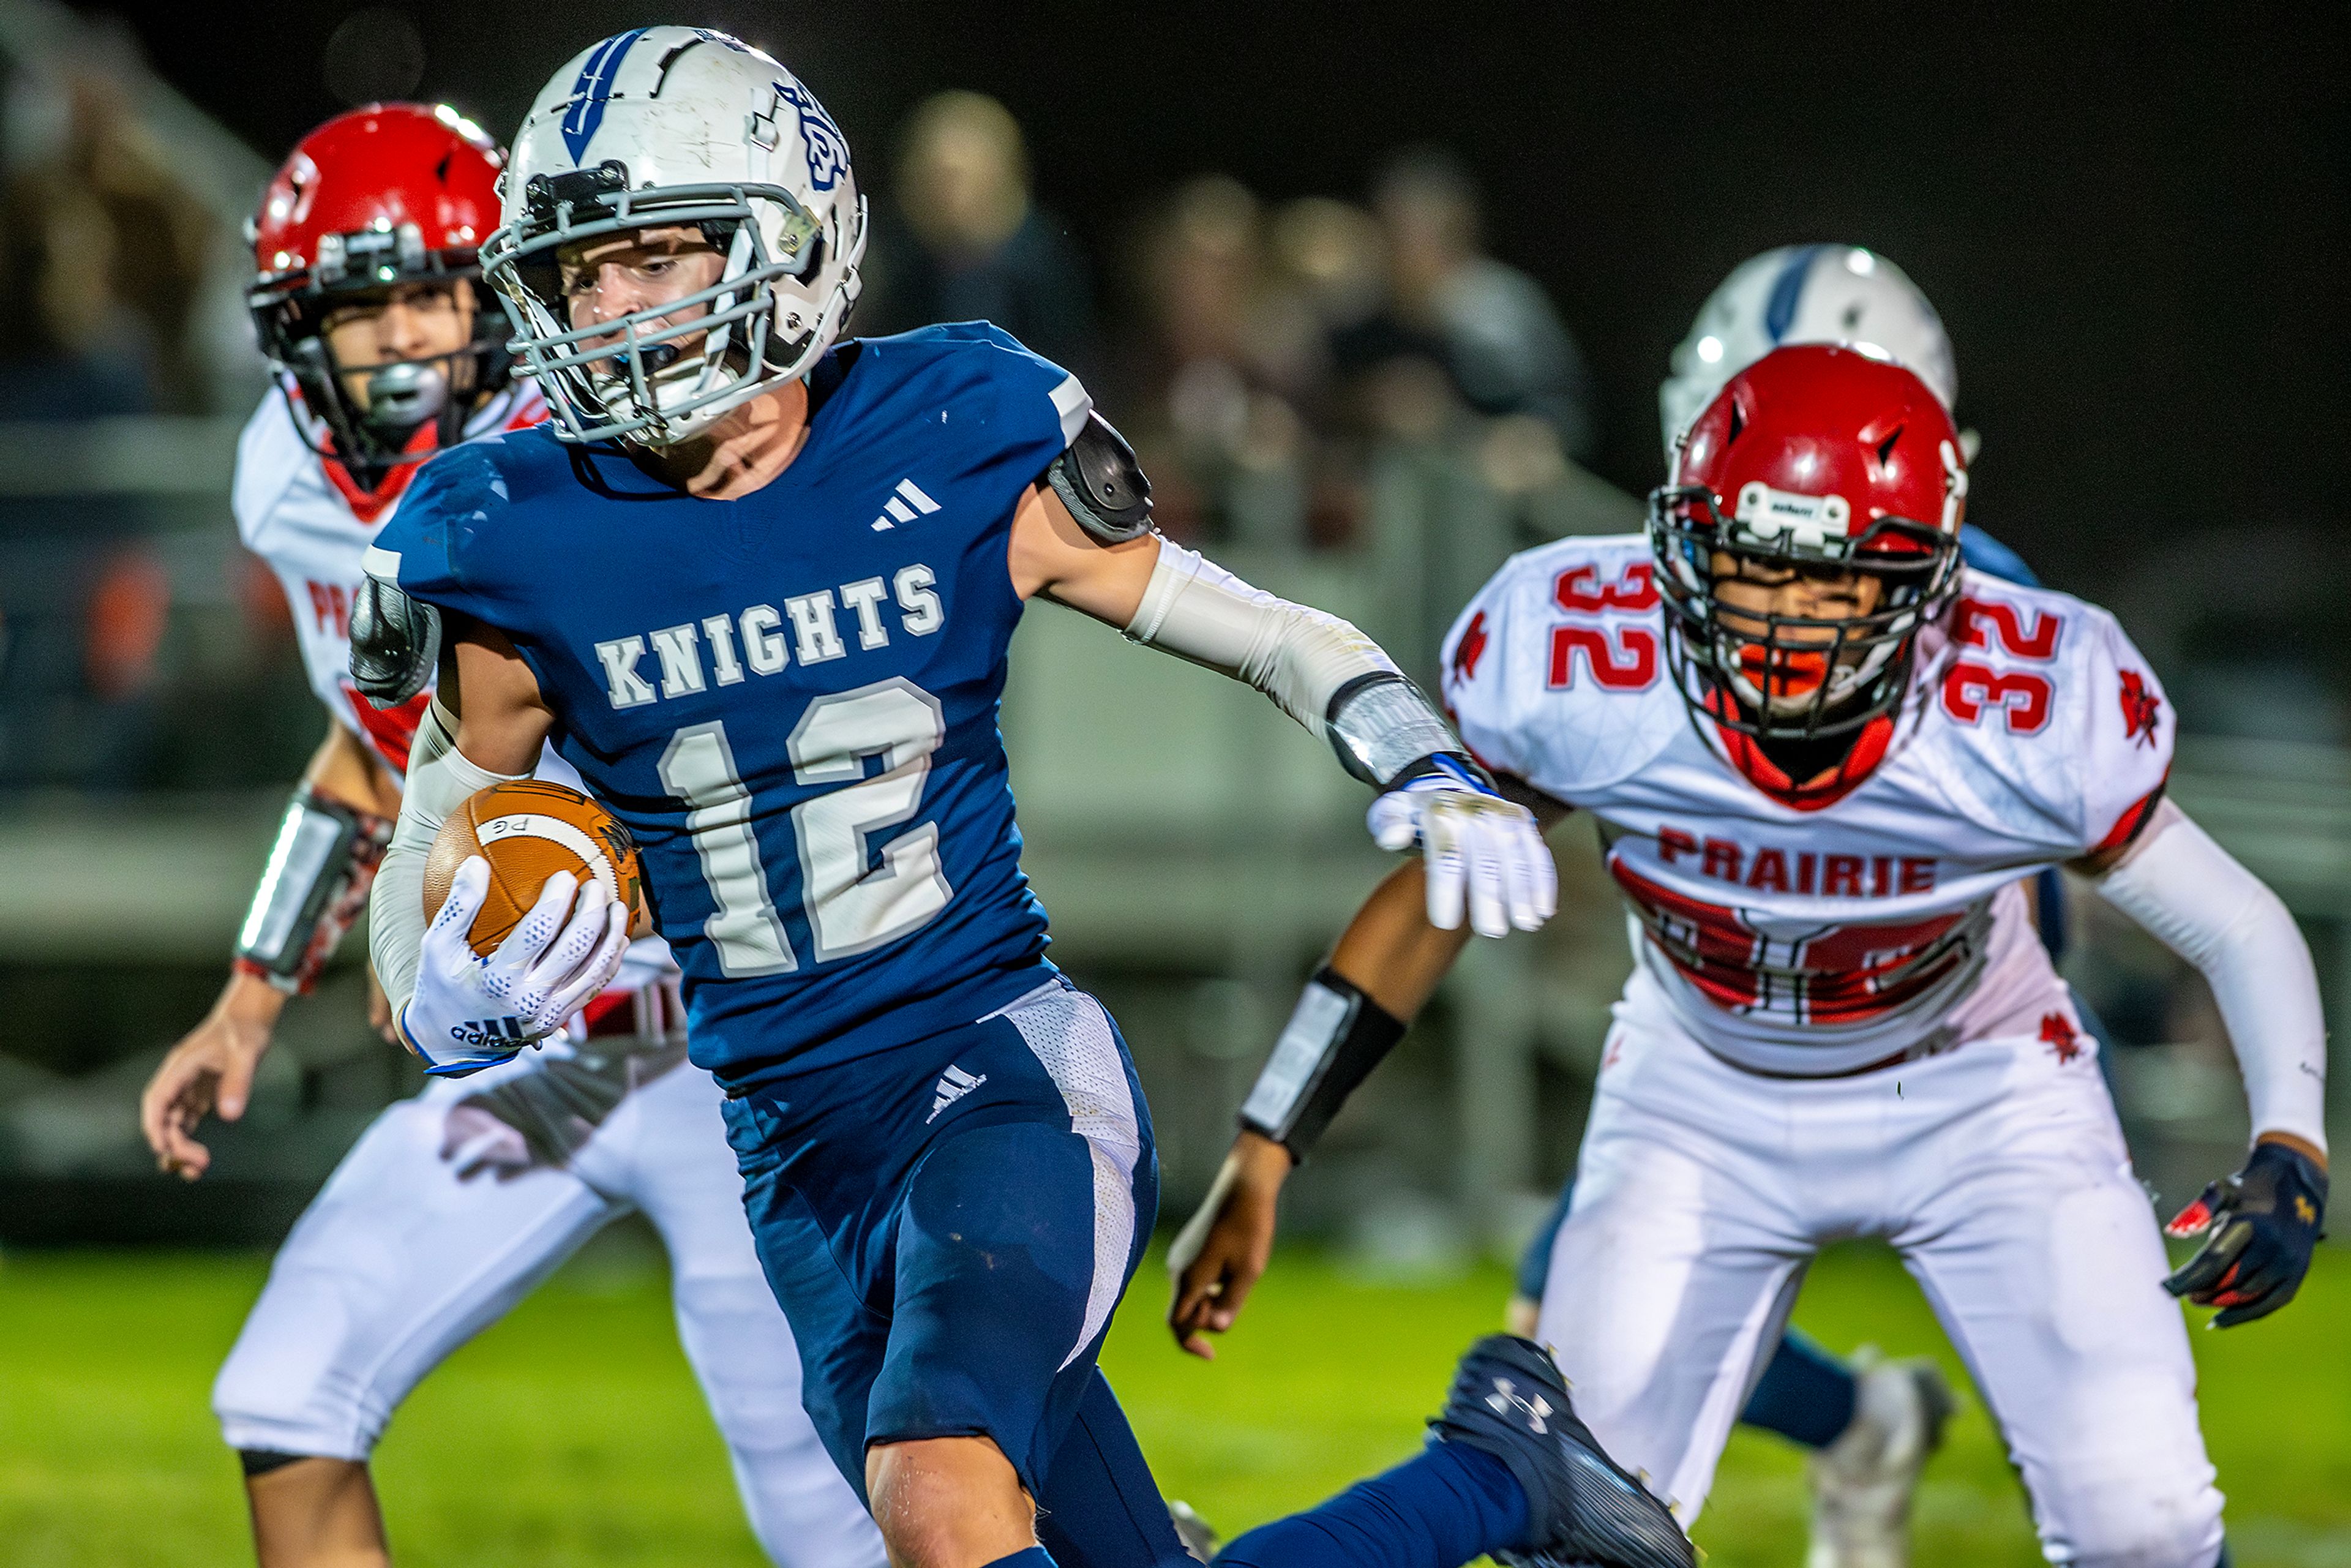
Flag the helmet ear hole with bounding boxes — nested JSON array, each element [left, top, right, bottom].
[[1727, 398, 1745, 445], [1875, 426, 1903, 468]]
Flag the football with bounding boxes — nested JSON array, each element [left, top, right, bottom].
[[422, 780, 645, 958]]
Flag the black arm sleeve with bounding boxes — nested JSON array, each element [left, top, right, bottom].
[[1239, 967, 1408, 1161]]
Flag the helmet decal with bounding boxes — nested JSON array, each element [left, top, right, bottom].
[[560, 29, 646, 163], [1762, 243, 1829, 342], [778, 80, 847, 191]]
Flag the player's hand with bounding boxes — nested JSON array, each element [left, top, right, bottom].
[[140, 973, 285, 1181], [398, 858, 629, 1079], [2164, 1137, 2328, 1327], [1367, 758, 1556, 939], [440, 1102, 536, 1181], [1168, 1133, 1291, 1359]]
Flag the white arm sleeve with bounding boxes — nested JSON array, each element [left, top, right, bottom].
[[1123, 538, 1456, 784], [369, 700, 528, 1011], [2093, 800, 2328, 1152]]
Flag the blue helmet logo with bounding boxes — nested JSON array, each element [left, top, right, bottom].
[[777, 80, 847, 192], [560, 29, 647, 163]]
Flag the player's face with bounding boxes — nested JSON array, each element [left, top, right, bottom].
[[557, 226, 727, 365], [320, 280, 476, 413], [1708, 552, 1887, 703]]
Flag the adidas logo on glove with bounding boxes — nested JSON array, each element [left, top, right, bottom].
[[447, 1017, 534, 1050]]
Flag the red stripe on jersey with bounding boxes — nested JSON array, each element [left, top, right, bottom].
[[340, 679, 430, 776], [2091, 775, 2170, 856], [1610, 852, 1977, 1026], [1609, 856, 1768, 1010], [1786, 910, 1971, 1024]]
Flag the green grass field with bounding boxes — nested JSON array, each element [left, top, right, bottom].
[[3, 1239, 2347, 1566]]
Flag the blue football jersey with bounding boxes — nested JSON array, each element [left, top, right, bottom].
[[372, 323, 1094, 1088]]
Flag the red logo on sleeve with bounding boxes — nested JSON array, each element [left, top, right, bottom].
[[2118, 670, 2162, 748], [2040, 1012, 2082, 1064], [1452, 611, 1490, 683]]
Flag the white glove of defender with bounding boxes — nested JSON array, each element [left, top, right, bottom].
[[397, 858, 631, 1078], [1367, 759, 1557, 938]]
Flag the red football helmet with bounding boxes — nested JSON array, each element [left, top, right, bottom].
[[1649, 343, 1968, 741], [248, 103, 510, 476]]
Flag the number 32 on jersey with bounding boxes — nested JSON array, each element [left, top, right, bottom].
[[656, 677, 951, 975], [1940, 598, 2063, 735], [1548, 561, 1660, 691]]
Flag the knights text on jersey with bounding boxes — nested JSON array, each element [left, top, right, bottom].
[[368, 323, 1093, 1087], [233, 384, 546, 778], [1441, 534, 2172, 1073]]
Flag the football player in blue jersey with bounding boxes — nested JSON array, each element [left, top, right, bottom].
[[354, 28, 1689, 1568]]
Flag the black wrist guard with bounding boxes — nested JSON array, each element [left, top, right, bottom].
[[234, 784, 392, 994], [1239, 967, 1408, 1161]]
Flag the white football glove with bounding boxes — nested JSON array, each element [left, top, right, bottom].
[[1367, 757, 1557, 938], [397, 858, 630, 1078]]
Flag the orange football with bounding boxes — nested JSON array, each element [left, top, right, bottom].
[[422, 780, 647, 958]]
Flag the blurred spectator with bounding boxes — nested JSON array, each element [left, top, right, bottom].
[[0, 66, 214, 418], [1334, 147, 1595, 460], [1123, 176, 1321, 549], [1270, 196, 1385, 340], [861, 91, 1098, 380]]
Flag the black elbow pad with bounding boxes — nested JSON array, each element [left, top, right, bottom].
[[349, 575, 440, 708], [1046, 410, 1153, 543]]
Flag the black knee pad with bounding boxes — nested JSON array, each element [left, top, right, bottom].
[[238, 1448, 318, 1479]]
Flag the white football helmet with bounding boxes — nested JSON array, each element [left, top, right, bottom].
[[1659, 245, 1954, 460], [482, 27, 868, 446]]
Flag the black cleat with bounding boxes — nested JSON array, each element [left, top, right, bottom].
[[1429, 1334, 1695, 1568]]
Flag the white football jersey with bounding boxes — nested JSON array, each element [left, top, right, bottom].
[[1442, 534, 2171, 1074], [234, 383, 546, 778], [234, 382, 677, 996]]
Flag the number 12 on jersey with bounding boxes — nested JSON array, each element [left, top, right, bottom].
[[656, 678, 954, 975]]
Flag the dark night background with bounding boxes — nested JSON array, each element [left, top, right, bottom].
[[85, 0, 2345, 596]]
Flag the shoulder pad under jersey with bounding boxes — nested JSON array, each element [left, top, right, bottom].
[[348, 574, 439, 708], [1046, 410, 1153, 544], [1441, 534, 1680, 797]]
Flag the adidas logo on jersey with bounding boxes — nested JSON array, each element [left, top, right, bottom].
[[926, 1063, 987, 1122], [871, 477, 941, 531]]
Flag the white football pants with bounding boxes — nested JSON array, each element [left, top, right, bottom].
[[1538, 973, 2225, 1568], [212, 1044, 884, 1568]]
